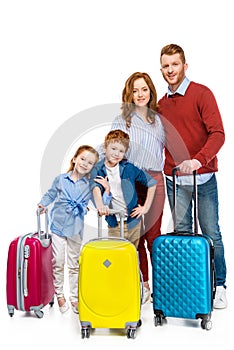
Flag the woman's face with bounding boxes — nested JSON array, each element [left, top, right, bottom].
[[132, 78, 151, 108]]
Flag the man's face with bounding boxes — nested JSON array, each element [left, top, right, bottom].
[[160, 53, 188, 92]]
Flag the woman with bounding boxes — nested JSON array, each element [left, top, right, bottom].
[[111, 72, 165, 303]]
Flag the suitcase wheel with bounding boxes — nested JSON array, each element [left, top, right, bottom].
[[137, 319, 142, 328], [81, 326, 91, 339], [49, 297, 54, 307], [8, 306, 14, 317], [201, 319, 212, 330], [127, 327, 137, 339], [154, 314, 163, 327], [34, 310, 44, 319]]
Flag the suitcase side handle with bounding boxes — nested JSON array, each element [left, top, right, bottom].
[[98, 209, 125, 238], [172, 167, 198, 234]]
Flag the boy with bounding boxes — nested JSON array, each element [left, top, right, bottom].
[[90, 129, 156, 247]]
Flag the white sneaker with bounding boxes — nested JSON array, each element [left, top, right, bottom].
[[59, 301, 69, 313], [71, 302, 79, 314], [213, 286, 227, 309], [142, 287, 151, 304]]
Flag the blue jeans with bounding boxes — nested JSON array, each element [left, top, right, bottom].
[[166, 174, 226, 287]]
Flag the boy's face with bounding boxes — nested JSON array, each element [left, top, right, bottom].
[[104, 141, 126, 168]]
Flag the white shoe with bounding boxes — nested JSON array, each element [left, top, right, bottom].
[[71, 302, 79, 314], [142, 287, 151, 304], [59, 301, 69, 313], [213, 286, 227, 309], [57, 297, 70, 313]]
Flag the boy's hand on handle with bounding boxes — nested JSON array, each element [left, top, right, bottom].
[[177, 159, 201, 174], [97, 205, 110, 216]]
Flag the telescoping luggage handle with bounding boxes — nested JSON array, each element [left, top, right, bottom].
[[36, 207, 49, 240], [172, 167, 198, 234], [98, 209, 125, 239]]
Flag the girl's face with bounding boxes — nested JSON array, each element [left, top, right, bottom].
[[73, 150, 97, 178], [104, 141, 126, 168], [132, 78, 151, 108]]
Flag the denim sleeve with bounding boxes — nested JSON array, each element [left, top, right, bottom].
[[135, 167, 157, 187], [89, 190, 112, 208], [103, 191, 112, 206]]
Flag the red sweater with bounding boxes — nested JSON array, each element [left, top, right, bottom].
[[158, 82, 225, 176]]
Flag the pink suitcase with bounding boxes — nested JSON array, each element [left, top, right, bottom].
[[6, 209, 54, 318]]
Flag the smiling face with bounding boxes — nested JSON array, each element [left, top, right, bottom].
[[104, 141, 126, 168], [160, 52, 188, 92], [72, 150, 97, 178], [132, 77, 151, 108]]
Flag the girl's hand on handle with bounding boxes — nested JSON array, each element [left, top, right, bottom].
[[38, 204, 47, 214]]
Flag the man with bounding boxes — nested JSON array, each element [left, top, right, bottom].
[[158, 43, 227, 309]]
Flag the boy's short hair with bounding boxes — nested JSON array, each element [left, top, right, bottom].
[[104, 129, 130, 151]]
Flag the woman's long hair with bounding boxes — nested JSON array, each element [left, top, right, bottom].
[[121, 72, 160, 128]]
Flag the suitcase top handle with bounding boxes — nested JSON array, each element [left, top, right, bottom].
[[172, 167, 198, 234], [36, 208, 49, 240], [97, 209, 125, 238]]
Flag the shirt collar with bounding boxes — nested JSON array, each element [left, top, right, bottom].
[[167, 76, 190, 97], [64, 171, 89, 184], [131, 111, 153, 124]]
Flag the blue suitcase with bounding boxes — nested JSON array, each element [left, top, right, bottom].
[[152, 168, 215, 330]]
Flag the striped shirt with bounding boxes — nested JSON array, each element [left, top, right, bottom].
[[111, 112, 165, 171]]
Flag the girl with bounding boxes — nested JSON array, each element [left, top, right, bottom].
[[38, 145, 110, 314]]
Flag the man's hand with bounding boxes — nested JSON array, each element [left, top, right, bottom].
[[177, 159, 201, 174]]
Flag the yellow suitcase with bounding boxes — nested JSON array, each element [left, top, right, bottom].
[[78, 210, 142, 339]]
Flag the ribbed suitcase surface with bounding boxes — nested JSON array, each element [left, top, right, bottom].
[[6, 210, 54, 318], [6, 233, 54, 318], [152, 235, 212, 320]]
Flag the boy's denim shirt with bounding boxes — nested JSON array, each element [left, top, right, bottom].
[[90, 159, 156, 230]]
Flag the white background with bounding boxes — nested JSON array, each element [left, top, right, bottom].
[[1, 1, 233, 349]]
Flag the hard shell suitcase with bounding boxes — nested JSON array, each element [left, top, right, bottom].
[[152, 168, 215, 330], [78, 210, 142, 339], [6, 209, 54, 318]]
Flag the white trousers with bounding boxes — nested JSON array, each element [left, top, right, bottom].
[[52, 233, 82, 303]]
